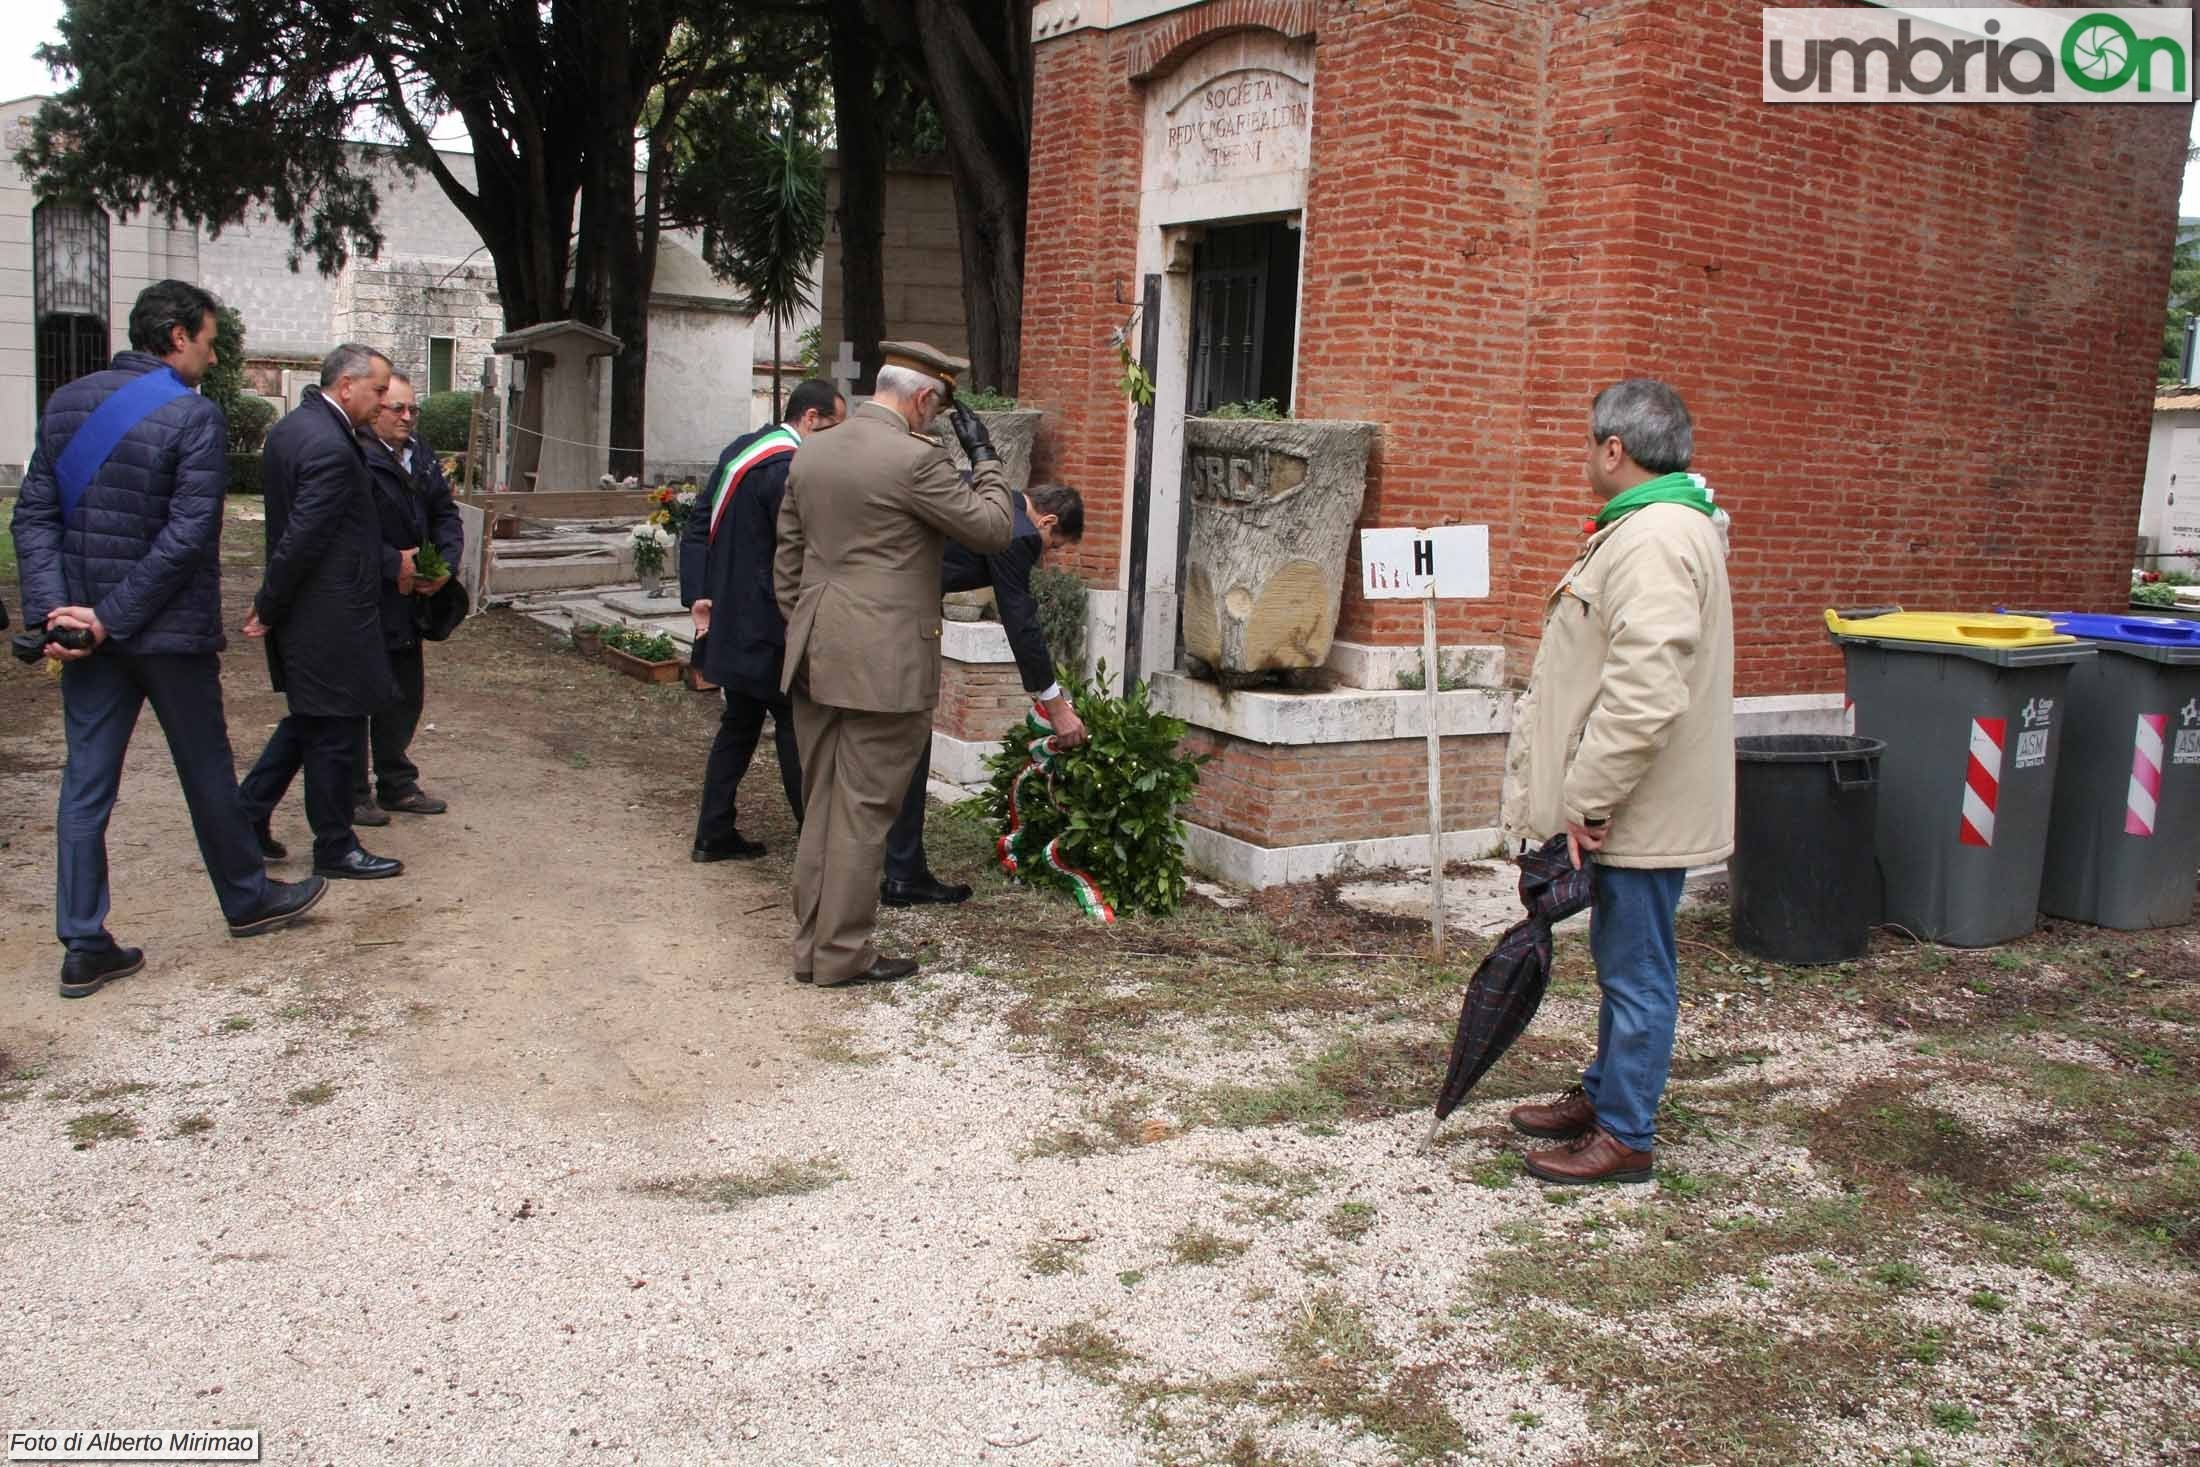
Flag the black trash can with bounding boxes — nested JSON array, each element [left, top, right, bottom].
[[1730, 735, 1886, 964]]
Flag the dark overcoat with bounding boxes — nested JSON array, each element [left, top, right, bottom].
[[362, 435, 465, 652], [254, 388, 397, 717]]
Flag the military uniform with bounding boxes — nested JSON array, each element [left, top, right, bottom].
[[773, 343, 1013, 985]]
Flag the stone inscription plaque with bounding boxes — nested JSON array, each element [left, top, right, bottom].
[[1160, 68, 1310, 189]]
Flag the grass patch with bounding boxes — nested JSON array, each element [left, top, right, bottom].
[[1203, 1156, 1328, 1223], [221, 1015, 255, 1033], [1271, 1289, 1471, 1462], [1467, 1152, 1526, 1189], [1198, 1030, 1449, 1131], [84, 1082, 153, 1102], [66, 1110, 139, 1147], [1024, 1237, 1088, 1276], [1023, 1097, 1152, 1160], [172, 1113, 215, 1138], [1169, 1225, 1250, 1266], [636, 1157, 845, 1209], [798, 1025, 882, 1066], [1034, 1321, 1135, 1383], [1325, 1202, 1376, 1242], [1930, 1402, 1979, 1432], [287, 1081, 338, 1108]]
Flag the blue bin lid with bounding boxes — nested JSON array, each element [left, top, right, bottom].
[[2021, 611, 2200, 647]]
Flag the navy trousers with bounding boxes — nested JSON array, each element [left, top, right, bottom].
[[353, 645, 426, 804], [883, 744, 933, 885], [238, 714, 364, 865], [694, 687, 803, 848], [56, 649, 269, 952]]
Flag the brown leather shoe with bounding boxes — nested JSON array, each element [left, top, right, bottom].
[[1508, 1085, 1597, 1140], [1522, 1125, 1654, 1186]]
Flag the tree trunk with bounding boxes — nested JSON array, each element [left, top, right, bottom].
[[828, 0, 888, 394], [872, 0, 1031, 393]]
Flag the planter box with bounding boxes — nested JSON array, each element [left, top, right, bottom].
[[1181, 417, 1378, 678], [603, 646, 682, 684]]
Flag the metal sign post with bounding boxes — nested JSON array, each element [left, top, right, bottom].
[[1361, 524, 1492, 956]]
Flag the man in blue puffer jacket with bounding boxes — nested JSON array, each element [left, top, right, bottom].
[[10, 280, 329, 999]]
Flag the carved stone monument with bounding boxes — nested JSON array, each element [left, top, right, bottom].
[[1180, 417, 1377, 680]]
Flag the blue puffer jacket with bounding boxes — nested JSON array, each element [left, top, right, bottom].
[[9, 351, 231, 654]]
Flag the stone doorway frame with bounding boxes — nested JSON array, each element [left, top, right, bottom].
[[1115, 30, 1315, 689]]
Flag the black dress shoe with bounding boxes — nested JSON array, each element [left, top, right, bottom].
[[59, 946, 145, 1000], [228, 876, 328, 938], [691, 833, 766, 862], [820, 957, 919, 987], [379, 787, 448, 815], [315, 848, 404, 880], [793, 972, 813, 985], [881, 875, 972, 907], [255, 822, 288, 860]]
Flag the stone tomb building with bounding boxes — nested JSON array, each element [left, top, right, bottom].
[[928, 0, 2186, 887]]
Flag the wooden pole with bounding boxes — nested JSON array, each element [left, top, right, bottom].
[[1423, 584, 1445, 956]]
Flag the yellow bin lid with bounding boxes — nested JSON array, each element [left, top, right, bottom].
[[1822, 608, 2076, 648]]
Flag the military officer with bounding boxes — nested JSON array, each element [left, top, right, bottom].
[[774, 341, 1013, 987]]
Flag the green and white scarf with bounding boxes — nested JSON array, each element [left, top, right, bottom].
[[1593, 470, 1721, 530]]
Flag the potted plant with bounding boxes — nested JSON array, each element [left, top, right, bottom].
[[630, 523, 675, 598], [601, 625, 683, 684]]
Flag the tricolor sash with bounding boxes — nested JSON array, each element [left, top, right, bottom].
[[706, 426, 800, 543]]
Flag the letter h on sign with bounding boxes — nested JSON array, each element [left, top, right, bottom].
[[1360, 525, 1490, 601]]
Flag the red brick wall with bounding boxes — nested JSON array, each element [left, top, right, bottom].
[[936, 659, 1032, 747], [1020, 0, 2185, 694], [1183, 729, 1506, 847]]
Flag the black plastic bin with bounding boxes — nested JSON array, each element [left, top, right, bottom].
[[1730, 735, 1886, 964]]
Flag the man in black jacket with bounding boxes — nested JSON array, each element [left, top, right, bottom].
[[10, 279, 327, 998], [354, 371, 464, 815], [882, 484, 1088, 906], [239, 344, 404, 881], [679, 379, 845, 860]]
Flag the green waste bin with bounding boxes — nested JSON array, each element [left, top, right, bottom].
[[1825, 609, 2094, 947], [2023, 613, 2200, 929]]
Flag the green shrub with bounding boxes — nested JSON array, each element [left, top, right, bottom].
[[1031, 565, 1087, 671], [983, 665, 1209, 918], [417, 391, 478, 453], [959, 386, 1018, 411], [1201, 398, 1288, 421], [227, 452, 263, 496], [2134, 581, 2179, 607], [225, 393, 277, 451]]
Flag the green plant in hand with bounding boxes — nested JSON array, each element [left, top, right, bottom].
[[983, 664, 1210, 917], [413, 544, 451, 585]]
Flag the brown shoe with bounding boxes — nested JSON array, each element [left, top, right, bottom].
[[1522, 1125, 1654, 1186], [1508, 1085, 1597, 1140]]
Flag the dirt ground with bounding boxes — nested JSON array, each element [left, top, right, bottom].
[[2, 501, 2197, 1466], [1, 504, 811, 1116]]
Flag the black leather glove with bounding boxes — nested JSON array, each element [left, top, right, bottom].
[[948, 404, 999, 465]]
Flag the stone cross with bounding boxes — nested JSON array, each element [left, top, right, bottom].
[[830, 340, 861, 400]]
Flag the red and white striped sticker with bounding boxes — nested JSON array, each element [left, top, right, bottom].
[[2126, 713, 2168, 838], [1960, 717, 2005, 848]]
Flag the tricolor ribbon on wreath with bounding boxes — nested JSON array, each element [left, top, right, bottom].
[[995, 700, 1117, 923]]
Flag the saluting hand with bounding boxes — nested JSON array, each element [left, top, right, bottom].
[[948, 404, 998, 465]]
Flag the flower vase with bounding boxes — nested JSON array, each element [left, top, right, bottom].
[[638, 568, 663, 598]]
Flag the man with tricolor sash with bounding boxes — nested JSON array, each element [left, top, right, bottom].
[[681, 379, 845, 861], [1500, 378, 1735, 1186]]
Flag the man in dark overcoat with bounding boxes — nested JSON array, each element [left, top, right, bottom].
[[239, 344, 404, 880], [680, 379, 845, 860]]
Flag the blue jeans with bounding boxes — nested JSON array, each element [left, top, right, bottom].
[[57, 649, 270, 951], [1580, 864, 1686, 1152]]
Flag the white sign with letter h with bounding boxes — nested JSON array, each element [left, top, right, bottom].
[[1360, 525, 1490, 601]]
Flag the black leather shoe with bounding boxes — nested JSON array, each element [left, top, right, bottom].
[[379, 787, 448, 815], [315, 849, 404, 880], [352, 802, 392, 828], [793, 972, 813, 985], [255, 822, 288, 860], [59, 946, 145, 999], [228, 876, 328, 938], [692, 833, 766, 862], [820, 957, 919, 987], [881, 875, 972, 907]]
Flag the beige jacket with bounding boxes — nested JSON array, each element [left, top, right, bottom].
[[1501, 500, 1735, 869], [774, 401, 1014, 712]]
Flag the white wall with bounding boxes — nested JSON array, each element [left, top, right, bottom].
[[2142, 409, 2200, 576], [646, 304, 756, 477]]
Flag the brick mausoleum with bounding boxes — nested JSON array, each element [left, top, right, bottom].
[[921, 0, 2187, 886]]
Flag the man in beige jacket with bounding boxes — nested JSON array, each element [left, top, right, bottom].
[[774, 342, 1014, 986], [1500, 378, 1734, 1184]]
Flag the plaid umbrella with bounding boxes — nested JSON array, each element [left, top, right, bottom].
[[1430, 833, 1596, 1128]]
